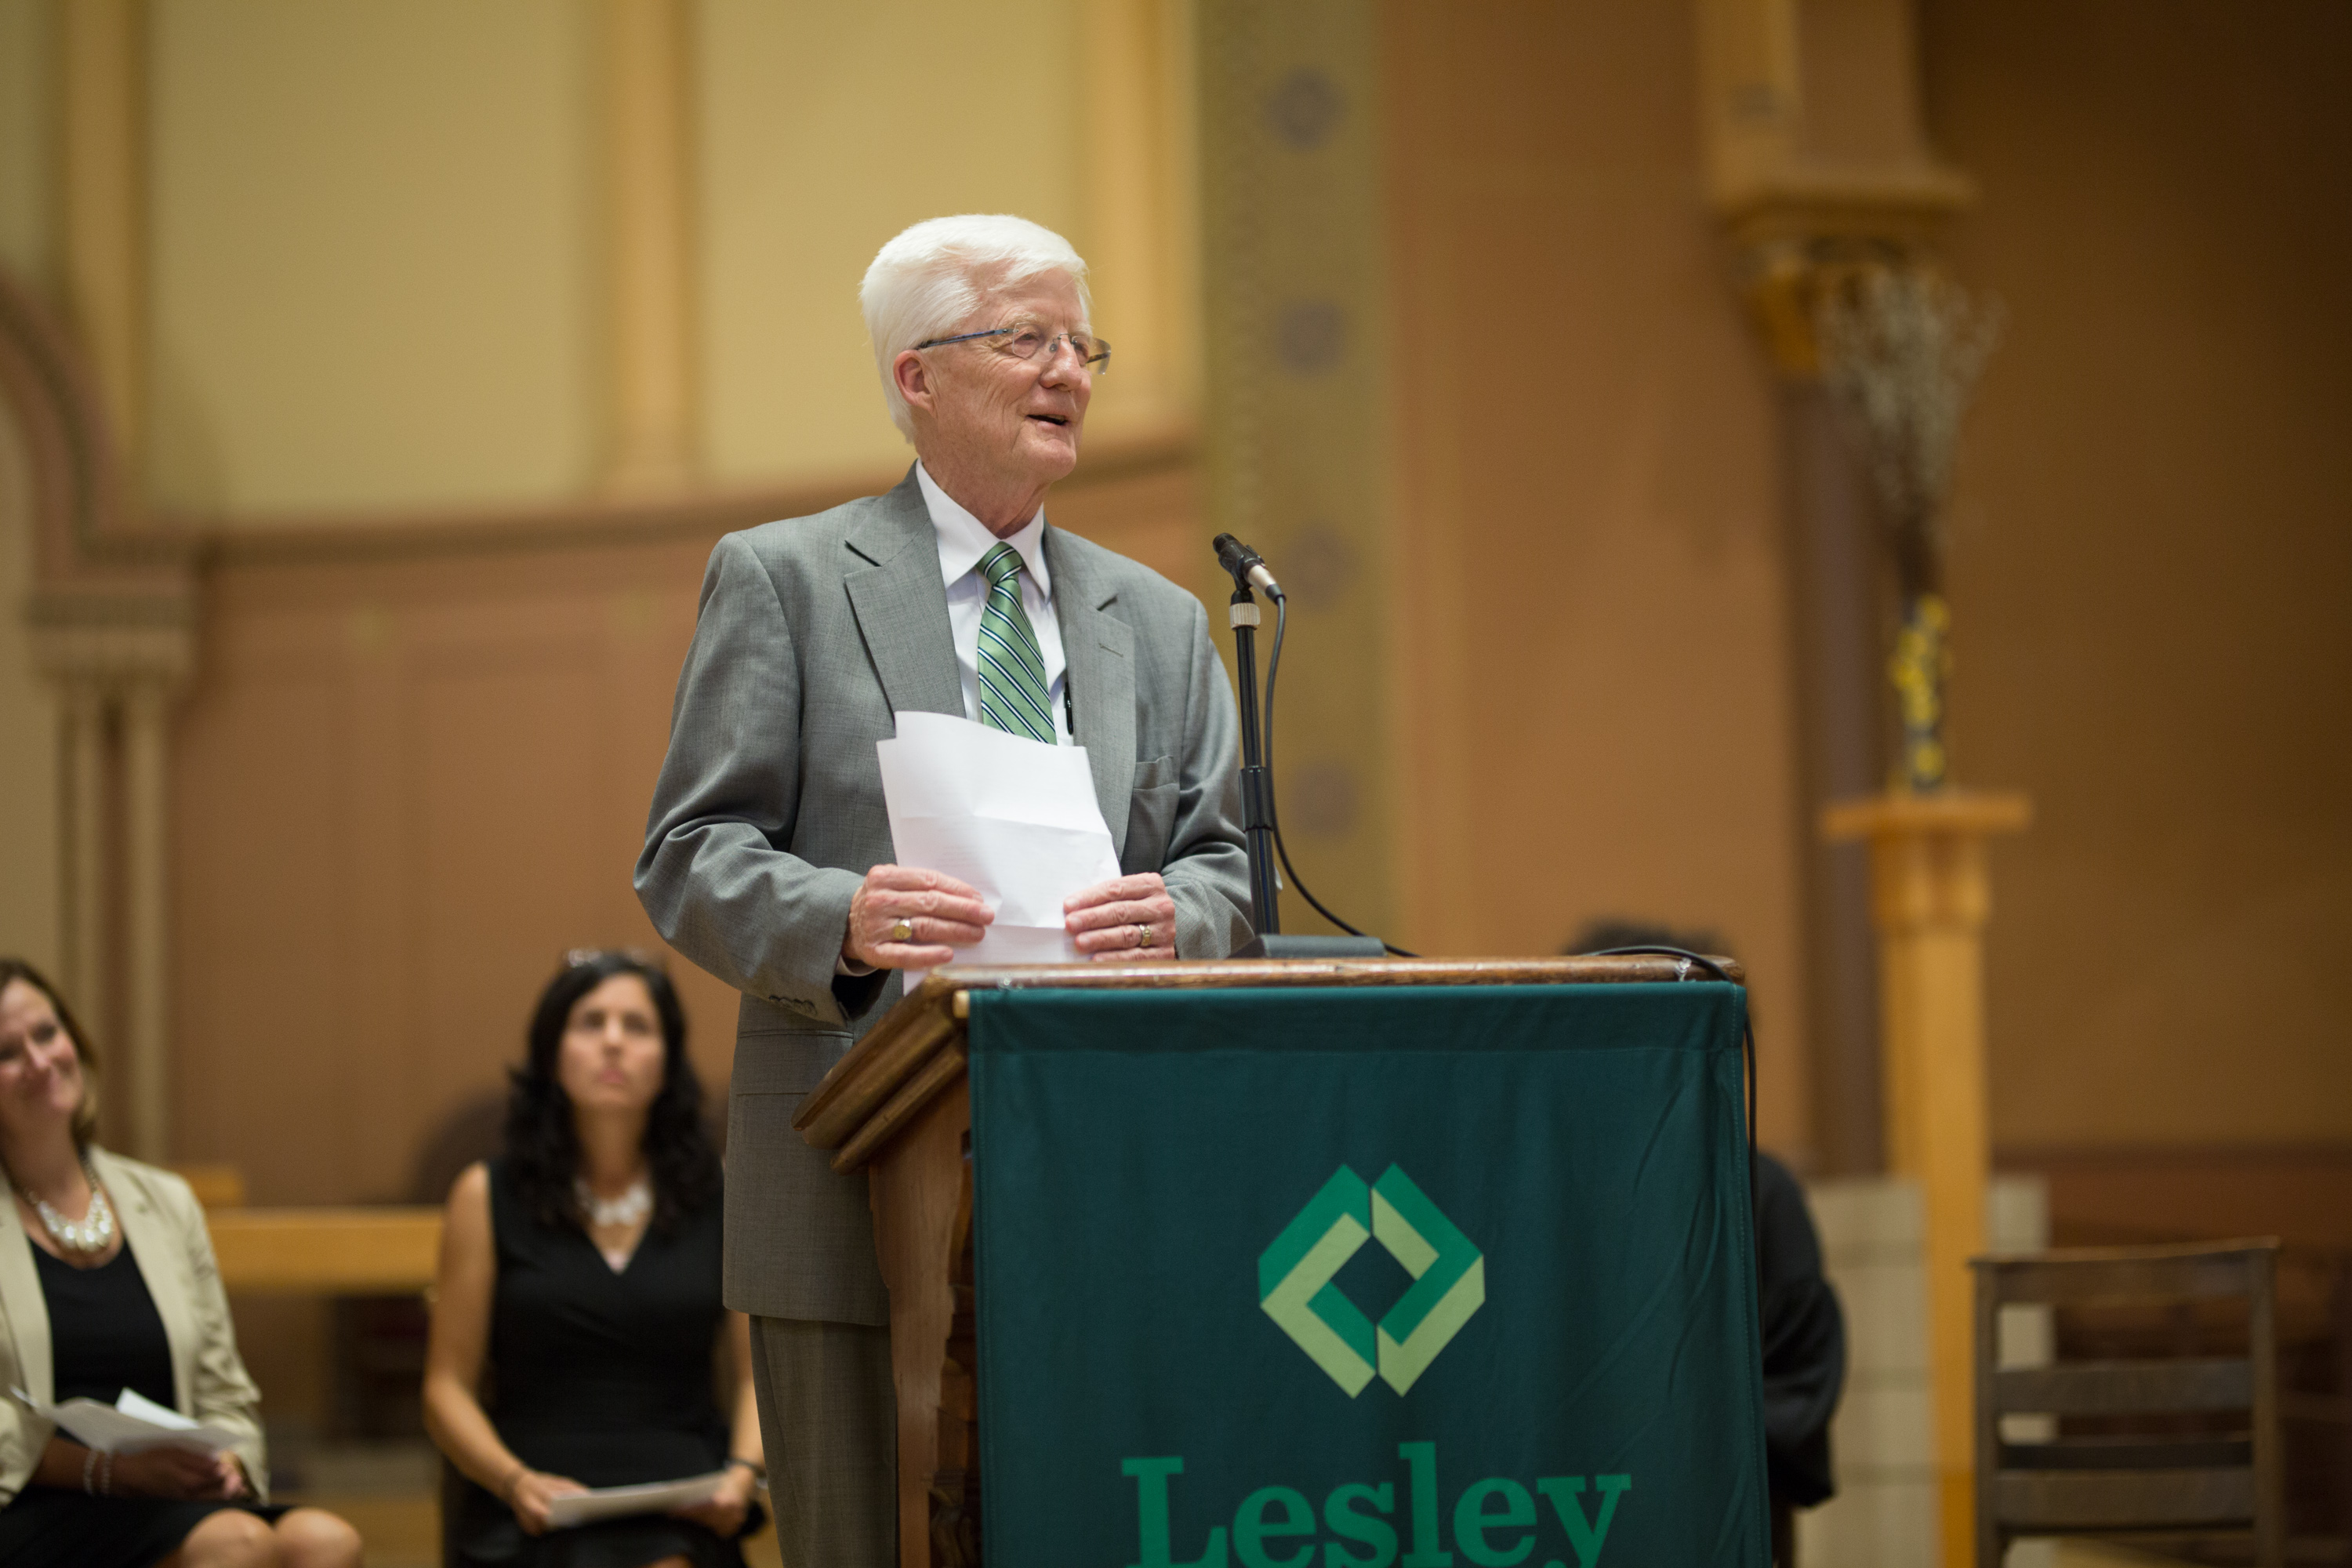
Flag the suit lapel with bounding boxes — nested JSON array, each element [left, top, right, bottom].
[[844, 466, 964, 720], [0, 1181, 52, 1404], [1047, 529, 1138, 860], [96, 1149, 197, 1415]]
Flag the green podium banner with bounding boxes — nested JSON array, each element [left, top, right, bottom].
[[970, 982, 1767, 1568]]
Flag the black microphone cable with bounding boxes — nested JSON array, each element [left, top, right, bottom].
[[1242, 556, 1760, 1235], [1256, 586, 1421, 958]]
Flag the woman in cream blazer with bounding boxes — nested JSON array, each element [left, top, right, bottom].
[[0, 959, 359, 1567]]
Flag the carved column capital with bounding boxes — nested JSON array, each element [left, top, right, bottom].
[[1697, 0, 1976, 377], [26, 582, 197, 699]]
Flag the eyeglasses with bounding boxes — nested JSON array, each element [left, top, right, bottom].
[[914, 324, 1111, 373]]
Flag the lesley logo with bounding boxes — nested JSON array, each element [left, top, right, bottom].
[[1258, 1164, 1485, 1396]]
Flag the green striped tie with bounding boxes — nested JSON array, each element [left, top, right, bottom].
[[975, 542, 1056, 743]]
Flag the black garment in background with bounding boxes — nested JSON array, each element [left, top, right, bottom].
[[445, 1157, 753, 1568], [1754, 1150, 1846, 1510], [0, 1240, 275, 1568]]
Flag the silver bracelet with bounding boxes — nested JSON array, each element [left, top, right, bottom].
[[82, 1446, 100, 1495]]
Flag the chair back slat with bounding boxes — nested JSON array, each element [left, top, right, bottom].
[[1993, 1468, 2255, 1531], [2000, 1436, 2252, 1472], [1973, 1238, 2285, 1567], [1995, 1357, 2252, 1416], [1976, 1243, 2274, 1306]]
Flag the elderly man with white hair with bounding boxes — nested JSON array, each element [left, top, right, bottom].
[[636, 215, 1251, 1563]]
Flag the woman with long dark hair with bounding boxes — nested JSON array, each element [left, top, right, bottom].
[[0, 957, 363, 1568], [423, 951, 764, 1568]]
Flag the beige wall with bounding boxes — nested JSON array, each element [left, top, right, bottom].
[[108, 0, 1183, 519], [0, 0, 54, 296], [1924, 0, 2352, 1151], [0, 0, 60, 986], [0, 378, 61, 976], [147, 0, 597, 514], [1384, 0, 1814, 1157], [695, 0, 1083, 486]]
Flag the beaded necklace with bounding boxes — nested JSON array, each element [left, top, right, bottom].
[[17, 1160, 115, 1258]]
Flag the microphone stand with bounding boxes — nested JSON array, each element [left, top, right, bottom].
[[1229, 586, 1283, 935], [1225, 583, 1386, 960]]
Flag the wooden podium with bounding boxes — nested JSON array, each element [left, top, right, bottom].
[[791, 953, 1737, 1568]]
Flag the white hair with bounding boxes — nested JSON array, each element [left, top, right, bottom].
[[860, 214, 1091, 440]]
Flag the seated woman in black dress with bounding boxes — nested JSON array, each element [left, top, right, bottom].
[[0, 958, 363, 1568], [424, 950, 764, 1568]]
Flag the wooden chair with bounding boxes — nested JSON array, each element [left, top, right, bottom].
[[1973, 1239, 2284, 1566]]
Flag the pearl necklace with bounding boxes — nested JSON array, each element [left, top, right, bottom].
[[20, 1162, 116, 1258], [575, 1175, 651, 1230]]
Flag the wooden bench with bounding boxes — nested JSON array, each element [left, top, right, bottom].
[[205, 1208, 443, 1295]]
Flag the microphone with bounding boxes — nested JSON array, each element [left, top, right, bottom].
[[1213, 533, 1283, 597]]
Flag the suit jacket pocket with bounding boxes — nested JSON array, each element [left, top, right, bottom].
[[1123, 753, 1179, 873]]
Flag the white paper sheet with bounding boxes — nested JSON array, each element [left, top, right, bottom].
[[545, 1469, 730, 1528], [877, 711, 1120, 972], [11, 1385, 241, 1454]]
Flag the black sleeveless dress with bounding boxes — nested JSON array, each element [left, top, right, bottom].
[[0, 1240, 278, 1568], [445, 1158, 751, 1568]]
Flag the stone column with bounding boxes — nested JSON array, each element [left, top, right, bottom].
[[60, 0, 146, 466], [601, 0, 697, 492], [32, 603, 194, 1163], [1699, 0, 1976, 1179], [1824, 789, 2031, 1566], [60, 681, 111, 1031], [121, 677, 173, 1160]]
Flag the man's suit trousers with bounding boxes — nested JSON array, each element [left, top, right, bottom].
[[748, 1316, 897, 1568]]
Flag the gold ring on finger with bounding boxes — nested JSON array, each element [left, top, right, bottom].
[[1133, 923, 1151, 948], [891, 918, 915, 942]]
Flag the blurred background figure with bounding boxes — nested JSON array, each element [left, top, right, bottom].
[[423, 951, 764, 1568], [0, 958, 363, 1567], [1753, 1150, 1845, 1566]]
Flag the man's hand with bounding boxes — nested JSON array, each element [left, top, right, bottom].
[[844, 865, 994, 971], [1065, 873, 1177, 961]]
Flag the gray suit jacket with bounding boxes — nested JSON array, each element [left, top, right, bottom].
[[637, 466, 1251, 1323]]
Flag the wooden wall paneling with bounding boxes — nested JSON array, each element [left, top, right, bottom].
[[172, 631, 358, 1202], [175, 534, 720, 1203], [1921, 0, 2352, 1152]]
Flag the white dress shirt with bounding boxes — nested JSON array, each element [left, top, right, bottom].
[[916, 462, 1072, 744], [838, 465, 1078, 976]]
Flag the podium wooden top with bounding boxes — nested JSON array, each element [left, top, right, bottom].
[[793, 954, 1739, 1172]]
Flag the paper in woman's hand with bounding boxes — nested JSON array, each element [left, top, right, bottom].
[[10, 1386, 241, 1454], [544, 1469, 730, 1527], [877, 712, 1120, 971]]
